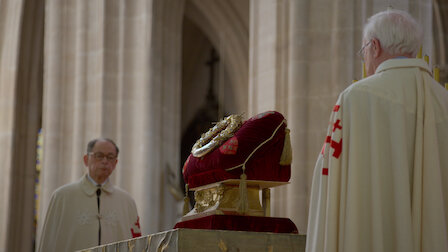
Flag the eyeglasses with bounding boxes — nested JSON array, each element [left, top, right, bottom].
[[89, 152, 117, 162], [357, 40, 372, 61]]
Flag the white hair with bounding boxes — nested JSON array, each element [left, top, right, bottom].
[[363, 9, 423, 57]]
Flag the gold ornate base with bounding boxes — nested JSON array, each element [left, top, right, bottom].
[[182, 179, 288, 221]]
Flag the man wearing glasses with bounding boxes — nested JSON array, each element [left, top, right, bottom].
[[307, 9, 448, 252], [37, 138, 141, 252]]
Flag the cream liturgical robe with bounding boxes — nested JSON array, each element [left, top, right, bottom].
[[306, 58, 448, 252], [37, 174, 141, 252]]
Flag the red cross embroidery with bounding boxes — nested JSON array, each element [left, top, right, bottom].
[[330, 139, 342, 158], [131, 217, 142, 238], [131, 228, 141, 238], [332, 119, 342, 132], [333, 105, 340, 112], [321, 136, 342, 158], [322, 168, 328, 175]]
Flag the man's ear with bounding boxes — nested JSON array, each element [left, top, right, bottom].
[[372, 38, 382, 58], [83, 154, 89, 166]]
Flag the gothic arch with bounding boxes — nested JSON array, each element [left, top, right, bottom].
[[184, 0, 249, 114]]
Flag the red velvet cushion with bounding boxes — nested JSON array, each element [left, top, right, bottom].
[[183, 111, 291, 188], [174, 215, 299, 234]]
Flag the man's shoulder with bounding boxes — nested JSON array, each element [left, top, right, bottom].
[[109, 185, 135, 200], [343, 58, 429, 93], [341, 75, 384, 97], [341, 65, 420, 103], [107, 186, 138, 209], [52, 178, 82, 197]]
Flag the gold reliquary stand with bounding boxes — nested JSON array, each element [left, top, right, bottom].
[[182, 179, 288, 221]]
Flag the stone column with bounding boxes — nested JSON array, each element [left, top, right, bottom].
[[0, 1, 25, 250], [131, 0, 185, 233], [248, 0, 293, 225], [0, 0, 44, 251]]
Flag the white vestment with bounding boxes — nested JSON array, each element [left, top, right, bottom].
[[37, 174, 141, 252], [306, 58, 448, 252]]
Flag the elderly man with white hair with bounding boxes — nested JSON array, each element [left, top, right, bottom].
[[306, 9, 448, 252]]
